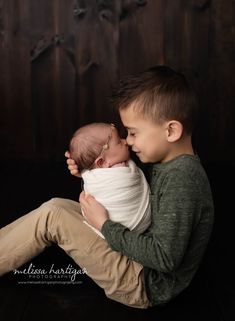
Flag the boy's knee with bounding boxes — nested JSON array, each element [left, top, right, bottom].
[[40, 198, 81, 216], [41, 198, 68, 209]]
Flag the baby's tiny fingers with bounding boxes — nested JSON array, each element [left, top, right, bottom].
[[67, 159, 75, 165], [65, 151, 71, 158], [71, 169, 78, 175]]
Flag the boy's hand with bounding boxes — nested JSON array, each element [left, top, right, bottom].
[[65, 151, 81, 177], [79, 191, 109, 231]]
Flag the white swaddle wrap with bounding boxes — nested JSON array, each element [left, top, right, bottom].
[[81, 159, 151, 238]]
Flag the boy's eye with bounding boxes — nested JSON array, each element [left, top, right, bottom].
[[129, 132, 135, 137]]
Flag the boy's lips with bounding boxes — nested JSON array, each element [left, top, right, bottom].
[[133, 150, 141, 157], [132, 149, 140, 154]]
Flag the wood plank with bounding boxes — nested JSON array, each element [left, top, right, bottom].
[[73, 0, 122, 126], [119, 0, 165, 76], [30, 0, 77, 160], [0, 0, 33, 159], [164, 0, 182, 69]]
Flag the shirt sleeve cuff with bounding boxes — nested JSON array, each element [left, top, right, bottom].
[[101, 219, 113, 238]]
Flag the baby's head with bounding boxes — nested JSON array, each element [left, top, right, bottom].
[[69, 123, 130, 171]]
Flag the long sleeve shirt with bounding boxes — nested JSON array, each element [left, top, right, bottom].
[[101, 155, 214, 306]]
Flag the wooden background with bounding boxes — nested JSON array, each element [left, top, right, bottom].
[[0, 0, 234, 162]]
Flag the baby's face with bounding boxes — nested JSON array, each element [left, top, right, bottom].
[[103, 127, 130, 166]]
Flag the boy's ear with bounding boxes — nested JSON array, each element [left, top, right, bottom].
[[166, 120, 183, 142]]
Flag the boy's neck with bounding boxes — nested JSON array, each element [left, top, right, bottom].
[[163, 136, 194, 163]]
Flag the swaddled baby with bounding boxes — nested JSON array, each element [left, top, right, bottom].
[[69, 123, 151, 238]]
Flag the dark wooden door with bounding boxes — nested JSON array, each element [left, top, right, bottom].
[[0, 0, 234, 162]]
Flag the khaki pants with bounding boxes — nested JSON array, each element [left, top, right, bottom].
[[0, 198, 150, 308]]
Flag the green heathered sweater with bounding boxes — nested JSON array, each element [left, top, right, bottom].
[[101, 155, 214, 306]]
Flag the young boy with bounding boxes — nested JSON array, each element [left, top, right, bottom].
[[69, 122, 151, 238], [66, 65, 214, 306], [0, 65, 214, 309]]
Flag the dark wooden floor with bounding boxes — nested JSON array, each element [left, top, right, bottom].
[[0, 160, 234, 321]]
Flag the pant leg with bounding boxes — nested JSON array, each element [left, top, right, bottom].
[[0, 201, 60, 275], [0, 198, 150, 308]]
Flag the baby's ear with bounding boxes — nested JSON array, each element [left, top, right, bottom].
[[94, 157, 105, 168]]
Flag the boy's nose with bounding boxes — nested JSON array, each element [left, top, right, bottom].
[[126, 136, 133, 146]]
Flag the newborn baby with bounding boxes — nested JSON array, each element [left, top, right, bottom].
[[69, 122, 151, 238]]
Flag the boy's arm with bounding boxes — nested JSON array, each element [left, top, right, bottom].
[[101, 170, 201, 273]]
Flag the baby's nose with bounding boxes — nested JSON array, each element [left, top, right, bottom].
[[122, 139, 127, 145]]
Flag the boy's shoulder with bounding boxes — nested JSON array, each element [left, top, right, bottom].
[[150, 154, 208, 186], [166, 154, 202, 172], [149, 155, 213, 205], [153, 154, 201, 171]]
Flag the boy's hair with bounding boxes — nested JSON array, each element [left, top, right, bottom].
[[112, 65, 198, 134], [69, 123, 111, 171]]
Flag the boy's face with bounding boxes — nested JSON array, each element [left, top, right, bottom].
[[120, 105, 170, 163]]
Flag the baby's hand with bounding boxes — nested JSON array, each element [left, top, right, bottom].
[[64, 151, 81, 177]]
